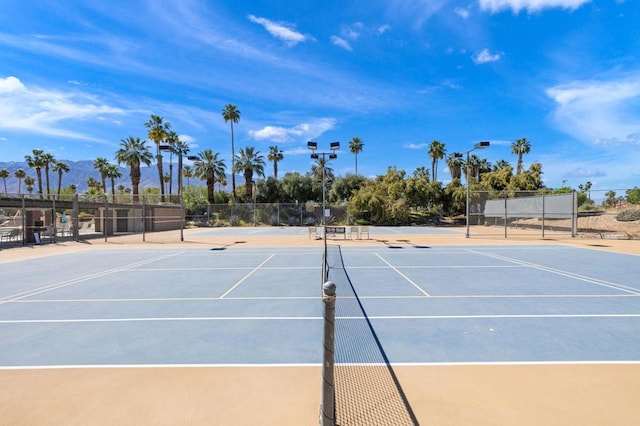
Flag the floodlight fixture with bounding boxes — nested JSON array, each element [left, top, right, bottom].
[[475, 141, 490, 149], [330, 141, 340, 151], [187, 156, 199, 161], [307, 141, 318, 150], [329, 153, 337, 160], [159, 144, 174, 152], [453, 152, 464, 158], [311, 153, 319, 159]]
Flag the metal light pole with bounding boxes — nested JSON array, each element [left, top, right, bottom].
[[455, 141, 490, 238], [307, 141, 339, 231]]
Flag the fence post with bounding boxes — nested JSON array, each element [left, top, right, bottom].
[[103, 195, 108, 243], [321, 281, 336, 426], [503, 195, 507, 238], [72, 194, 79, 242], [142, 195, 146, 242], [21, 194, 26, 246], [572, 190, 578, 237], [542, 194, 545, 239]]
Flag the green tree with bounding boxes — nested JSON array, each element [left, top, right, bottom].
[[281, 172, 315, 203], [24, 175, 35, 194], [182, 165, 193, 187], [144, 114, 171, 201], [52, 161, 70, 196], [0, 168, 8, 195], [256, 177, 284, 203], [328, 174, 368, 203], [348, 137, 364, 177], [446, 154, 463, 180], [193, 150, 226, 203], [233, 147, 265, 201], [511, 138, 531, 175], [14, 168, 26, 195], [267, 145, 284, 178], [93, 157, 110, 193], [222, 104, 241, 199], [24, 149, 45, 197], [173, 137, 190, 195], [428, 140, 446, 182], [41, 152, 55, 198], [626, 187, 640, 204], [115, 137, 153, 202], [105, 164, 123, 197]]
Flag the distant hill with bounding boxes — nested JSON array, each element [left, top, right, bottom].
[[0, 160, 226, 194]]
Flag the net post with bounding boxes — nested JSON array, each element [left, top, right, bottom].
[[321, 281, 336, 426]]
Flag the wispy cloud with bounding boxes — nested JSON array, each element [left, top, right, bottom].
[[546, 75, 640, 145], [404, 142, 429, 149], [376, 24, 391, 35], [330, 35, 352, 51], [0, 76, 125, 141], [247, 15, 311, 46], [472, 48, 503, 64], [248, 118, 337, 143], [455, 6, 471, 19], [478, 0, 591, 14]]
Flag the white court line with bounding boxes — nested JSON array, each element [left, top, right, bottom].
[[133, 266, 317, 271], [9, 296, 319, 303], [219, 254, 276, 299], [338, 313, 640, 320], [467, 249, 640, 295], [345, 265, 526, 269], [0, 363, 320, 370], [2, 313, 638, 324], [0, 252, 185, 304], [0, 316, 320, 324], [375, 253, 430, 296]]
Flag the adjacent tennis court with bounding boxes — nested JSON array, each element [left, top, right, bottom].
[[1, 230, 639, 425]]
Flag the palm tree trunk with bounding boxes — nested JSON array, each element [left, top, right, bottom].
[[231, 122, 236, 200]]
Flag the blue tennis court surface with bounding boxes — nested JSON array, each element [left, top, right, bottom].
[[1, 245, 639, 368]]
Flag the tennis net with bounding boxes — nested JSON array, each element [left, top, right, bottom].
[[323, 245, 418, 425]]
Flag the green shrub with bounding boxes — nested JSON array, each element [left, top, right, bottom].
[[617, 209, 640, 222]]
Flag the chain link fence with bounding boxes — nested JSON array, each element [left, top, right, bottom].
[[0, 193, 184, 246], [467, 190, 640, 239]]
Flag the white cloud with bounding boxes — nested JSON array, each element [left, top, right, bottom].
[[455, 7, 471, 19], [249, 118, 337, 143], [478, 0, 591, 14], [376, 24, 391, 35], [330, 36, 352, 51], [546, 76, 640, 145], [472, 48, 503, 64], [0, 76, 125, 140], [404, 142, 429, 149], [247, 15, 310, 46]]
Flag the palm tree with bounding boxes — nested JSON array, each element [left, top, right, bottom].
[[0, 168, 8, 195], [222, 104, 241, 199], [311, 157, 335, 185], [52, 161, 70, 196], [105, 164, 123, 197], [348, 137, 364, 177], [115, 137, 153, 202], [24, 149, 45, 198], [428, 140, 446, 182], [193, 150, 226, 203], [165, 131, 180, 195], [41, 152, 55, 198], [182, 165, 193, 187], [14, 168, 26, 195], [446, 154, 463, 180], [493, 160, 511, 171], [87, 176, 101, 191], [93, 157, 110, 193], [24, 176, 35, 194], [173, 137, 190, 195], [511, 138, 531, 175], [267, 145, 284, 178], [233, 146, 265, 200], [144, 114, 171, 201]]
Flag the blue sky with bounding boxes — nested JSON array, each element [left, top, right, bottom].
[[1, 0, 639, 191]]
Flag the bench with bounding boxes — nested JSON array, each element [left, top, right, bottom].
[[325, 226, 347, 239]]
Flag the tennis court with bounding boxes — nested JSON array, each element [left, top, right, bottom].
[[1, 229, 639, 425]]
